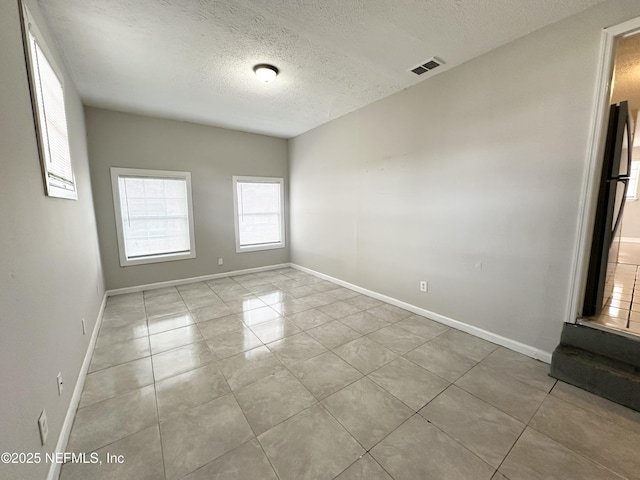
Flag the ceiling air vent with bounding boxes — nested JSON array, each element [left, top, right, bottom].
[[410, 57, 444, 75]]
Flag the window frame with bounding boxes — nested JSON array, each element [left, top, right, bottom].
[[232, 176, 286, 253], [110, 167, 196, 267], [21, 3, 77, 200]]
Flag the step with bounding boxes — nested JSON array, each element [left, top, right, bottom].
[[550, 344, 640, 412], [559, 322, 640, 368]]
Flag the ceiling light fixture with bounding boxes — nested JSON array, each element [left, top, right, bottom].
[[253, 64, 279, 83]]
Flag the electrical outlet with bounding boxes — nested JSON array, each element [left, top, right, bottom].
[[82, 318, 86, 335], [38, 410, 48, 445], [57, 372, 64, 396], [419, 281, 428, 293], [217, 257, 223, 266], [475, 260, 483, 270]]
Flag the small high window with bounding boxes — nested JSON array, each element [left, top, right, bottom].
[[111, 168, 196, 266], [22, 5, 77, 199], [233, 176, 285, 253]]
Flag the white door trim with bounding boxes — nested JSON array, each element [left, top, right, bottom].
[[566, 17, 640, 324]]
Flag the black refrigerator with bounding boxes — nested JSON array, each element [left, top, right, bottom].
[[583, 101, 634, 317]]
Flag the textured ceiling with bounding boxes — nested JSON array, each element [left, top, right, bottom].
[[38, 0, 607, 138]]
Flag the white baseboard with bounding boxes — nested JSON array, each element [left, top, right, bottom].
[[47, 292, 107, 480], [106, 263, 291, 296], [291, 263, 553, 364], [620, 237, 640, 244]]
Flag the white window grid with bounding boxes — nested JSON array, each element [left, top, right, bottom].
[[232, 176, 285, 253], [111, 168, 196, 266]]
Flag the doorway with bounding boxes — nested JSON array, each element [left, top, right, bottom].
[[588, 31, 640, 335], [569, 17, 640, 335]]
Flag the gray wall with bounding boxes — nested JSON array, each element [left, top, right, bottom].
[[620, 147, 640, 239], [85, 108, 289, 290], [0, 1, 105, 479], [289, 0, 640, 356]]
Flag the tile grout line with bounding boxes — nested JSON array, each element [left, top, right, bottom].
[[420, 368, 546, 479], [490, 384, 553, 478], [67, 297, 165, 478], [156, 273, 265, 479], [208, 271, 341, 479], [166, 271, 311, 480], [226, 273, 358, 474], [145, 297, 169, 480], [627, 266, 637, 329], [523, 423, 629, 480], [452, 362, 549, 423], [71, 268, 567, 480], [523, 386, 631, 480]]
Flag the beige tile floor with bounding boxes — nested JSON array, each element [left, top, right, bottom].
[[585, 242, 640, 335], [60, 268, 640, 480]]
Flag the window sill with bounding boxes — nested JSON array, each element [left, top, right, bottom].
[[119, 251, 196, 267], [236, 243, 286, 254], [47, 183, 78, 200]]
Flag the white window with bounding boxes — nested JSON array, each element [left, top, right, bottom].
[[626, 161, 639, 201], [233, 176, 285, 253], [111, 168, 196, 266], [22, 5, 77, 200]]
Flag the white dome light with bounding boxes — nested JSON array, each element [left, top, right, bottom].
[[253, 64, 279, 83]]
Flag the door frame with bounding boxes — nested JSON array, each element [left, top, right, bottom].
[[567, 16, 640, 324]]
